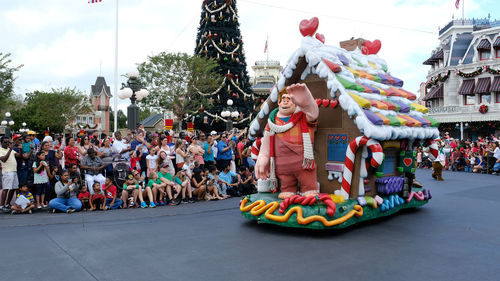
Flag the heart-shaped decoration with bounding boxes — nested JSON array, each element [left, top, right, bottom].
[[315, 33, 325, 43], [315, 98, 322, 106], [403, 158, 412, 167], [322, 59, 342, 73], [299, 17, 319, 37], [330, 99, 338, 108], [322, 99, 330, 107], [335, 136, 340, 141], [341, 136, 347, 141], [362, 39, 381, 55], [328, 135, 334, 140]]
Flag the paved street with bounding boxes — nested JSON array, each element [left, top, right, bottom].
[[0, 169, 499, 281]]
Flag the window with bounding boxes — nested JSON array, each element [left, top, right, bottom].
[[327, 134, 348, 162], [89, 116, 94, 124], [480, 94, 491, 104], [382, 149, 397, 175], [464, 95, 475, 105], [496, 93, 500, 103], [496, 48, 500, 58], [82, 116, 87, 124], [76, 116, 80, 123], [480, 50, 490, 61]]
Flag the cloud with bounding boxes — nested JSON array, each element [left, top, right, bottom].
[[2, 0, 498, 106]]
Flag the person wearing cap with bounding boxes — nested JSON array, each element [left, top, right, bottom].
[[80, 148, 106, 194], [0, 136, 21, 211], [216, 133, 233, 172], [158, 162, 181, 205], [210, 131, 219, 160]]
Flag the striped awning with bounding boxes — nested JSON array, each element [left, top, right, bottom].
[[422, 84, 443, 101], [491, 76, 500, 92], [458, 79, 475, 95], [477, 39, 491, 50], [423, 49, 444, 65], [474, 77, 491, 94], [493, 37, 500, 48]]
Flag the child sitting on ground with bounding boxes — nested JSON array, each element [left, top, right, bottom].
[[103, 177, 122, 210], [122, 174, 139, 208], [11, 184, 35, 214], [90, 182, 105, 211], [78, 185, 91, 211]]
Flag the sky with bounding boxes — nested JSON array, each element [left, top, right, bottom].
[[1, 0, 498, 114]]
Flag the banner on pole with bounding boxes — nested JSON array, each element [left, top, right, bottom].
[[165, 119, 173, 130], [187, 122, 194, 132]]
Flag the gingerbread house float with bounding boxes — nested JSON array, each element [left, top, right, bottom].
[[240, 18, 440, 229]]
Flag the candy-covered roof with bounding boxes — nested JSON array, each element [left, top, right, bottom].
[[249, 33, 439, 141]]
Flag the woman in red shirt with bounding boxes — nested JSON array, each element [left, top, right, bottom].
[[64, 137, 79, 168]]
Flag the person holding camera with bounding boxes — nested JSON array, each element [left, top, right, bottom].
[[0, 136, 21, 211], [48, 170, 81, 213]]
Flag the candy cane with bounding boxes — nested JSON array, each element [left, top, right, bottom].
[[424, 139, 439, 161], [251, 137, 262, 160], [338, 136, 383, 200]]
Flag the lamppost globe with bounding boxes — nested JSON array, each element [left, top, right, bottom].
[[5, 112, 11, 118], [231, 111, 239, 118], [227, 99, 233, 106], [22, 122, 26, 127], [126, 70, 139, 79], [1, 120, 6, 126], [8, 120, 14, 126]]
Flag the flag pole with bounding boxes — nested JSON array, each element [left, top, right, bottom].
[[462, 0, 465, 21], [113, 0, 119, 133]]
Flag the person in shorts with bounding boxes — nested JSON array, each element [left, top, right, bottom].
[[0, 136, 20, 211]]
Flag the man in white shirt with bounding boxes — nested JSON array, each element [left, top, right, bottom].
[[112, 131, 131, 160], [0, 136, 20, 210], [493, 142, 500, 174]]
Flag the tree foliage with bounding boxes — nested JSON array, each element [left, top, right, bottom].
[[109, 110, 127, 131], [11, 87, 92, 133], [137, 52, 222, 129], [0, 52, 23, 111]]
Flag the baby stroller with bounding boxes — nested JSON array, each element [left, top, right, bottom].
[[112, 157, 130, 189]]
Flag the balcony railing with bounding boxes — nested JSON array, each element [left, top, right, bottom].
[[428, 105, 498, 114], [439, 18, 499, 36]]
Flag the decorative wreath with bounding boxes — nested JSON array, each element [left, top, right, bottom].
[[479, 104, 488, 114]]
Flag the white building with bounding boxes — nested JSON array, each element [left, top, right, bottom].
[[422, 18, 500, 139], [251, 60, 282, 98]]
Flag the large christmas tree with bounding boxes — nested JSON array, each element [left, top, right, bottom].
[[193, 0, 254, 132]]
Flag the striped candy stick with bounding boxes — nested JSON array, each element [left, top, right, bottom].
[[338, 136, 383, 200], [424, 139, 439, 161], [251, 137, 262, 160]]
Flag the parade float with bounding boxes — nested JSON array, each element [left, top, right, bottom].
[[240, 17, 440, 229]]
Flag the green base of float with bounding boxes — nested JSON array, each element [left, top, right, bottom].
[[240, 188, 429, 230]]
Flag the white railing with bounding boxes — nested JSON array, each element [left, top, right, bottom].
[[428, 105, 499, 114]]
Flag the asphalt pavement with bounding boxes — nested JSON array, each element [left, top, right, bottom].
[[0, 169, 499, 281]]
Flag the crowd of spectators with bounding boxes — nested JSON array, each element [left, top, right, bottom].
[[0, 125, 257, 214], [418, 133, 500, 175]]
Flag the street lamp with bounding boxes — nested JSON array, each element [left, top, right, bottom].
[[117, 70, 149, 131], [220, 99, 239, 131], [1, 112, 15, 138], [19, 122, 28, 134]]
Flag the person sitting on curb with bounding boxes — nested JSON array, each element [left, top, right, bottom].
[[49, 170, 81, 213]]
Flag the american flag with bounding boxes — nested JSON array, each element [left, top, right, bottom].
[[264, 38, 268, 53], [89, 0, 102, 3], [455, 0, 460, 9]]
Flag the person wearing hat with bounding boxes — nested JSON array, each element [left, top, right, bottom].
[[80, 148, 106, 194], [158, 162, 181, 205]]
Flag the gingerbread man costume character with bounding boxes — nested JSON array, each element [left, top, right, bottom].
[[255, 83, 319, 199]]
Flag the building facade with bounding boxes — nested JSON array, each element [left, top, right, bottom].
[[422, 18, 500, 140], [251, 60, 282, 99], [68, 76, 112, 137]]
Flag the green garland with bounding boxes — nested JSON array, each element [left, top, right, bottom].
[[456, 67, 483, 78], [485, 66, 500, 75], [426, 70, 450, 88]]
